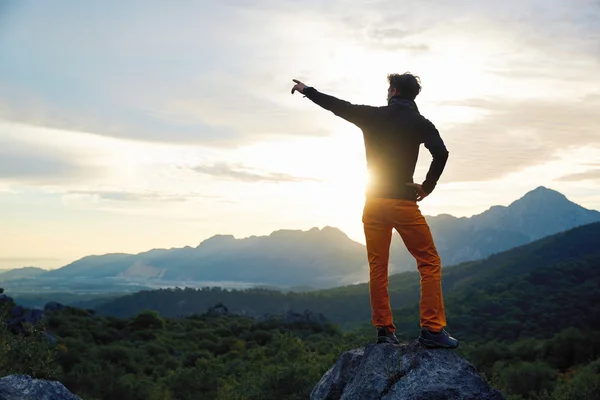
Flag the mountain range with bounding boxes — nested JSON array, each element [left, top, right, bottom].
[[41, 226, 366, 288], [93, 220, 600, 339], [388, 185, 600, 272], [9, 186, 600, 289]]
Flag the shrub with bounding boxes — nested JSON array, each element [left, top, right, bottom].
[[493, 361, 556, 399], [553, 359, 600, 400], [544, 328, 589, 370], [0, 309, 61, 379], [128, 310, 166, 331]]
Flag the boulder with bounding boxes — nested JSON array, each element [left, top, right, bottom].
[[0, 375, 81, 400], [6, 307, 45, 334], [1, 294, 54, 344], [0, 294, 14, 307], [282, 309, 328, 326], [207, 304, 229, 317], [259, 309, 329, 327], [311, 341, 505, 400]]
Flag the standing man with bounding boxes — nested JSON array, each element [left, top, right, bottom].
[[291, 73, 458, 349]]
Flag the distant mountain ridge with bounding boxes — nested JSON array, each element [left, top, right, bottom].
[[43, 226, 367, 288], [0, 267, 47, 282], [388, 186, 600, 272], [34, 187, 600, 288]]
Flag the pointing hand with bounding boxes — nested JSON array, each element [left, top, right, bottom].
[[291, 79, 306, 95]]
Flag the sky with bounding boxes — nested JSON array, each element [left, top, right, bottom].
[[1, 0, 599, 270]]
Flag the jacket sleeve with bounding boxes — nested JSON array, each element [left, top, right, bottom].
[[420, 118, 449, 194], [302, 87, 377, 127]]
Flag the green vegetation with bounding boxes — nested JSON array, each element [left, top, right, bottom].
[[456, 329, 600, 400], [1, 223, 599, 399], [3, 298, 600, 399], [34, 305, 347, 399]]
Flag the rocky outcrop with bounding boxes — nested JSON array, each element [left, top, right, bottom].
[[206, 303, 229, 317], [282, 309, 328, 326], [43, 301, 67, 313], [0, 375, 80, 400], [0, 294, 45, 334], [0, 294, 60, 345], [311, 341, 505, 400]]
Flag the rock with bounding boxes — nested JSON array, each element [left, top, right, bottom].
[[10, 305, 24, 318], [0, 294, 13, 304], [1, 294, 53, 345], [43, 302, 67, 313], [310, 341, 505, 400], [282, 309, 328, 326], [6, 307, 45, 334], [0, 375, 81, 400], [207, 303, 229, 317], [259, 309, 329, 327]]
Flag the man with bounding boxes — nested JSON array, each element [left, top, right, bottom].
[[291, 73, 458, 349]]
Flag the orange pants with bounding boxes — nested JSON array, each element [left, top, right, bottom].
[[362, 197, 446, 333]]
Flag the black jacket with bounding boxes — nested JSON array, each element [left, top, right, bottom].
[[303, 87, 449, 201]]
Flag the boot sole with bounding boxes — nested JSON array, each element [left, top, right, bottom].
[[418, 336, 459, 349]]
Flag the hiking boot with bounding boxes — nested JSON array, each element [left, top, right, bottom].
[[418, 328, 459, 349], [377, 327, 400, 345]]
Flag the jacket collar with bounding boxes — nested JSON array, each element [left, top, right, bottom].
[[388, 95, 419, 112]]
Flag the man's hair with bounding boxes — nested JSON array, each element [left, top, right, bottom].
[[387, 72, 421, 100]]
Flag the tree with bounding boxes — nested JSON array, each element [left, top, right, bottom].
[[128, 310, 166, 331]]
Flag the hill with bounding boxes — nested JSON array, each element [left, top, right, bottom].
[[0, 267, 47, 282]]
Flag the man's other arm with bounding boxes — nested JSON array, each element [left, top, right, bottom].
[[420, 118, 449, 194]]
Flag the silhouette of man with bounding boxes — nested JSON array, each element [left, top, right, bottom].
[[291, 73, 458, 348]]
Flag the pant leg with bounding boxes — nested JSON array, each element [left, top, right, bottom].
[[390, 200, 447, 332], [362, 197, 396, 332]]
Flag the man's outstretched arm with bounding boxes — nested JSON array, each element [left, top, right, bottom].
[[291, 79, 376, 127]]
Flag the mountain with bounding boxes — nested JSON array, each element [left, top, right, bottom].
[[43, 226, 367, 288], [36, 186, 600, 289], [388, 186, 600, 272], [0, 267, 47, 282], [94, 222, 600, 339]]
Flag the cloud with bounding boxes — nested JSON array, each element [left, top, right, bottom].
[[0, 257, 60, 269], [0, 0, 598, 152], [66, 190, 200, 203], [0, 257, 59, 263], [352, 26, 430, 53], [0, 84, 244, 147], [558, 167, 600, 182], [428, 96, 600, 183], [0, 132, 103, 184], [192, 162, 319, 183], [0, 2, 334, 147]]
